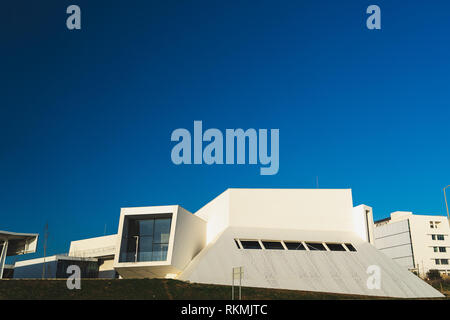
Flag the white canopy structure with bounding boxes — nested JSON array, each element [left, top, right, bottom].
[[0, 230, 38, 278]]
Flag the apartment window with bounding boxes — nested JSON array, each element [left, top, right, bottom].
[[441, 259, 449, 265], [326, 243, 346, 251], [261, 241, 284, 250], [439, 247, 447, 253], [434, 247, 439, 252], [430, 221, 442, 228], [305, 242, 327, 251], [240, 240, 262, 249], [435, 259, 441, 265], [432, 234, 445, 240], [284, 241, 306, 250]]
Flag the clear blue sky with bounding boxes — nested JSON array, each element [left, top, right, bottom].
[[2, 1, 450, 261]]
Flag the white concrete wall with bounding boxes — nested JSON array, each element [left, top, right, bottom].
[[374, 219, 415, 269], [228, 189, 355, 233], [98, 258, 116, 278], [69, 234, 117, 258], [195, 189, 363, 244], [352, 205, 375, 244], [195, 190, 230, 244], [170, 206, 206, 272]]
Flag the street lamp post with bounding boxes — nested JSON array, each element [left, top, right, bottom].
[[444, 185, 450, 227]]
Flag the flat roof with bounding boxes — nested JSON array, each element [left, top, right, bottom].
[[0, 230, 38, 241], [15, 255, 97, 268]]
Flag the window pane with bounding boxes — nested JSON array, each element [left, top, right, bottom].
[[284, 242, 306, 250], [138, 220, 154, 236], [127, 220, 140, 237], [234, 239, 241, 249], [120, 237, 137, 262], [126, 237, 137, 253], [240, 240, 262, 249], [138, 235, 153, 262], [439, 247, 446, 253], [345, 243, 357, 252], [441, 259, 449, 265], [262, 241, 284, 250], [154, 218, 171, 243], [152, 243, 169, 261], [326, 243, 346, 251], [305, 242, 327, 251]]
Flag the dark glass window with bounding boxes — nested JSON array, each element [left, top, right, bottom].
[[439, 247, 447, 253], [120, 216, 171, 262], [240, 240, 262, 249], [234, 239, 241, 249], [284, 242, 306, 250], [441, 259, 449, 265], [437, 235, 445, 241], [345, 243, 357, 252], [305, 242, 327, 251], [262, 241, 284, 250], [56, 260, 98, 279], [326, 243, 346, 251]]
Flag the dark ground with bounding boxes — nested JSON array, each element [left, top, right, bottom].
[[0, 278, 448, 300]]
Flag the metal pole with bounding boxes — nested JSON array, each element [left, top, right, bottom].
[[134, 236, 139, 262], [239, 268, 242, 300], [42, 223, 48, 279], [0, 240, 9, 279], [444, 185, 450, 227], [231, 269, 234, 300]]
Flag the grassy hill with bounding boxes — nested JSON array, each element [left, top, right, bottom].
[[0, 278, 447, 300], [0, 278, 386, 300]]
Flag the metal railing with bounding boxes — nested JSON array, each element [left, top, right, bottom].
[[68, 246, 116, 258]]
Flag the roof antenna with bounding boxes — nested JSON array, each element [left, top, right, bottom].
[[41, 222, 48, 279]]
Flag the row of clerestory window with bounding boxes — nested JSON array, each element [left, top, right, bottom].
[[234, 239, 357, 252]]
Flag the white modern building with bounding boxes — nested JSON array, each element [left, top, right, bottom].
[[11, 188, 443, 298], [56, 188, 442, 298], [374, 211, 450, 277]]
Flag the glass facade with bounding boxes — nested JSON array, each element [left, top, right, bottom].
[[120, 216, 171, 263]]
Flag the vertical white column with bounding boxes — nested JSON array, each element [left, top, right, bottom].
[[0, 240, 9, 279]]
